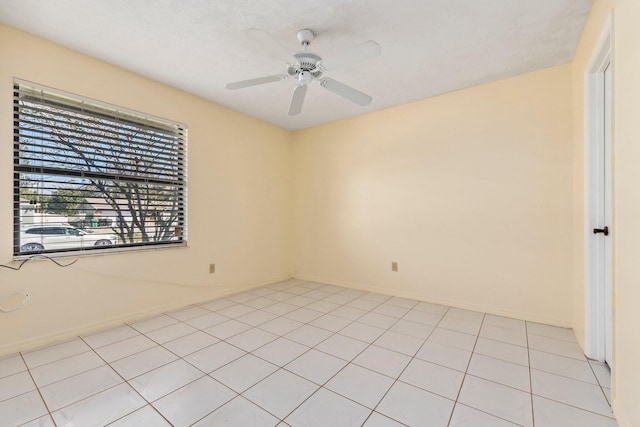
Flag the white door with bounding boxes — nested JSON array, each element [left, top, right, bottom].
[[602, 62, 613, 367], [592, 60, 613, 368], [585, 13, 613, 378]]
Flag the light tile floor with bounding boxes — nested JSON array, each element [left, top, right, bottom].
[[0, 279, 617, 427]]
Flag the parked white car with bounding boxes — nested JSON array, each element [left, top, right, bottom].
[[20, 225, 118, 252]]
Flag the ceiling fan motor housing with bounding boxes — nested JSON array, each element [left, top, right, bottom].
[[288, 51, 323, 79]]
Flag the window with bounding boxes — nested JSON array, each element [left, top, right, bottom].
[[45, 228, 66, 235], [13, 80, 187, 256]]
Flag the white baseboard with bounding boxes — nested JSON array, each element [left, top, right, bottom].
[[295, 273, 572, 328], [0, 275, 292, 357]]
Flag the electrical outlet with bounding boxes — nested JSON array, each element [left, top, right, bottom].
[[209, 263, 215, 274], [392, 262, 398, 272]]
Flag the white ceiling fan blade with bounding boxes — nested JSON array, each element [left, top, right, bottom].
[[320, 40, 381, 71], [225, 74, 287, 90], [248, 28, 294, 64], [288, 85, 308, 116], [320, 78, 372, 106]]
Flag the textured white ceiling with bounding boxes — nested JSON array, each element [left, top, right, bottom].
[[0, 0, 592, 130]]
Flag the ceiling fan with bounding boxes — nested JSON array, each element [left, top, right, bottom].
[[225, 29, 381, 116]]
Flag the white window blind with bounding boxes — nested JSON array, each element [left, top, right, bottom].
[[13, 80, 187, 256]]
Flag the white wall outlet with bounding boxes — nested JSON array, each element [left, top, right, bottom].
[[392, 262, 398, 272]]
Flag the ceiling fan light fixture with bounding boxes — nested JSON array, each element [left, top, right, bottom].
[[297, 70, 314, 85]]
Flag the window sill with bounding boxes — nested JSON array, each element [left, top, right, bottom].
[[13, 241, 188, 261]]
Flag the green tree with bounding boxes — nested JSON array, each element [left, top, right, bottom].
[[44, 187, 99, 216]]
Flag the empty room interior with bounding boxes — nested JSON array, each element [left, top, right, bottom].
[[0, 0, 639, 426]]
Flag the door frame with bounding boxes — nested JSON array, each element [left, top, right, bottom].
[[584, 11, 614, 366]]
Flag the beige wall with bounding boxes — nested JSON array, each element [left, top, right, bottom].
[[0, 24, 293, 355], [611, 1, 640, 423], [292, 64, 574, 326]]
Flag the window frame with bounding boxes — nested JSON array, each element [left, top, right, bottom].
[[13, 79, 188, 258]]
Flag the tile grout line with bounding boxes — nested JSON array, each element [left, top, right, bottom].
[[213, 282, 341, 422], [18, 351, 56, 426], [585, 356, 614, 409], [526, 320, 535, 427], [264, 290, 403, 424], [234, 291, 475, 426], [23, 347, 120, 415], [365, 304, 452, 426], [123, 305, 289, 425], [446, 311, 486, 427], [156, 281, 373, 424], [312, 298, 416, 422], [244, 287, 426, 424], [528, 365, 608, 387], [179, 281, 385, 424], [282, 298, 484, 424], [526, 325, 618, 421], [76, 335, 177, 427], [533, 395, 619, 421], [35, 365, 129, 414], [186, 393, 243, 426], [56, 317, 255, 424]]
